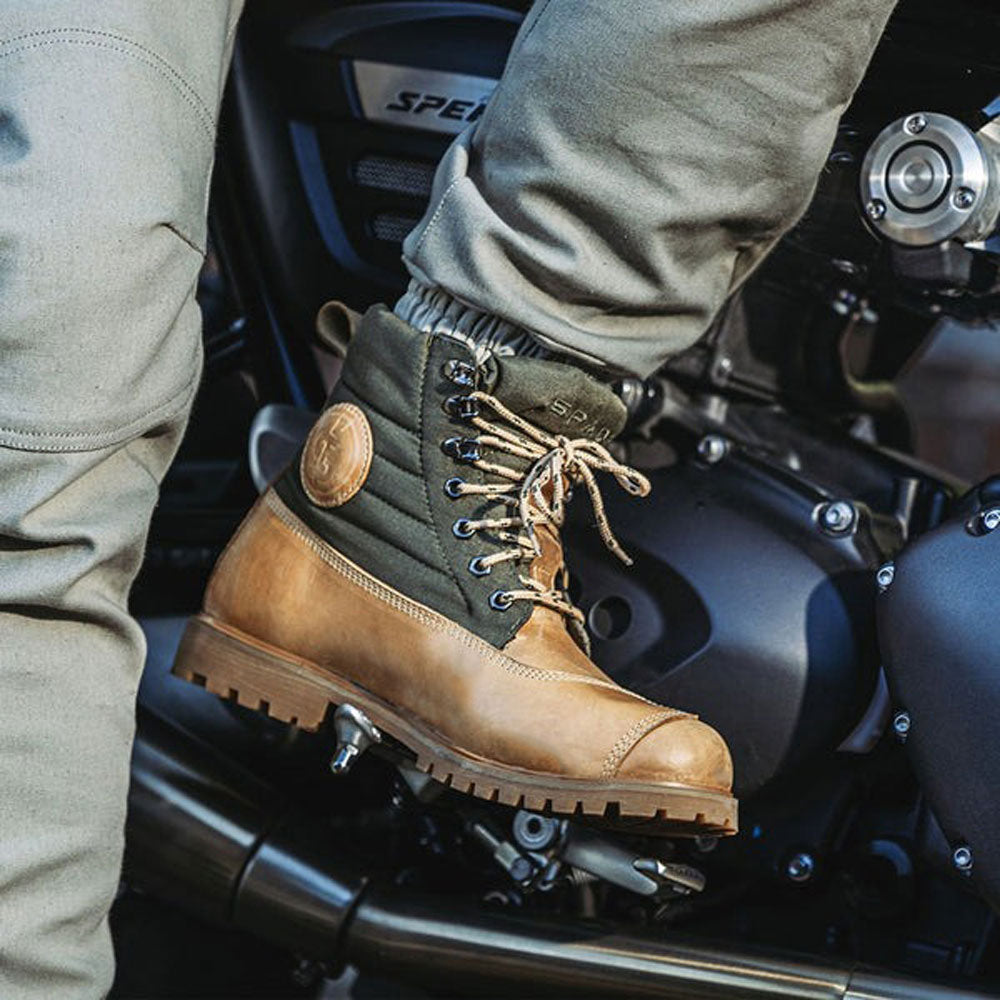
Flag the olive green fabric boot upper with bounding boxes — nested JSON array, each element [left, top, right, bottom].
[[274, 305, 636, 649]]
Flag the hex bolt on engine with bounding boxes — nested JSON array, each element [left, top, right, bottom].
[[953, 845, 974, 875], [892, 711, 911, 742], [330, 704, 382, 775], [817, 500, 856, 536], [876, 562, 895, 592], [697, 434, 729, 465], [974, 508, 1000, 535], [785, 852, 816, 884]]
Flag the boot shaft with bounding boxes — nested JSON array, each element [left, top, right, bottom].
[[274, 306, 628, 648]]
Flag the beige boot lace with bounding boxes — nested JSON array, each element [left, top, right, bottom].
[[446, 390, 651, 631]]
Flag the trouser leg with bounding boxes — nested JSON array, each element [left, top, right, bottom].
[[403, 0, 898, 377], [0, 2, 242, 996]]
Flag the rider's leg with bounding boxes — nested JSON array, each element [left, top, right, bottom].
[[0, 3, 241, 995], [399, 0, 899, 376]]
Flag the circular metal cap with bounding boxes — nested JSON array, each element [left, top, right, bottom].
[[886, 144, 950, 211], [860, 112, 995, 246]]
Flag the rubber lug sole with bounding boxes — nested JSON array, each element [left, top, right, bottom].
[[172, 614, 738, 837]]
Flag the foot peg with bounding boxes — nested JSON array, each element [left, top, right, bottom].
[[330, 704, 382, 775], [633, 856, 706, 895], [470, 808, 706, 899]]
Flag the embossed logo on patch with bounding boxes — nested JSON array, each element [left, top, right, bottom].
[[300, 402, 373, 508]]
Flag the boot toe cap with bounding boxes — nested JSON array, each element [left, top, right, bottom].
[[615, 717, 733, 793]]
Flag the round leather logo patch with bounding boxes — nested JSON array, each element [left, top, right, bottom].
[[300, 402, 373, 508]]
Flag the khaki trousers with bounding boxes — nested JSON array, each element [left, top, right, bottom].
[[0, 3, 241, 996], [404, 0, 899, 376]]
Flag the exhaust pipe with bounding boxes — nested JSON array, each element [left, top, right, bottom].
[[127, 709, 995, 1000]]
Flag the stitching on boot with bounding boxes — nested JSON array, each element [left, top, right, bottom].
[[363, 482, 446, 533], [600, 709, 688, 780], [264, 491, 630, 690], [372, 450, 424, 482], [339, 379, 419, 440], [331, 503, 457, 584]]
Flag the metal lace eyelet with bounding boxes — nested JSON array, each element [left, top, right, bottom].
[[442, 437, 481, 463], [452, 518, 476, 539], [443, 395, 480, 420], [442, 359, 476, 388], [468, 556, 492, 577], [444, 477, 465, 499], [489, 590, 513, 611]]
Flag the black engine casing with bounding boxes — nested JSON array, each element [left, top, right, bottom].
[[566, 433, 900, 798], [880, 481, 1000, 908]]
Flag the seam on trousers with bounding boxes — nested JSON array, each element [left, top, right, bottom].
[[410, 177, 463, 257], [0, 365, 200, 454], [0, 29, 216, 142]]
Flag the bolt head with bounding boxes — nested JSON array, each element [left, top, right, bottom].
[[866, 199, 887, 222], [713, 356, 733, 381], [892, 711, 911, 738], [953, 186, 977, 210], [697, 435, 728, 464], [819, 500, 856, 535], [904, 113, 927, 135], [981, 508, 1000, 532], [876, 562, 895, 592], [785, 852, 815, 883], [953, 845, 973, 872]]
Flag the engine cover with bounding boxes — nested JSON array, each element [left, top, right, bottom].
[[880, 486, 1000, 908], [565, 436, 890, 798]]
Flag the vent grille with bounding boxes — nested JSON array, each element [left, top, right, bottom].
[[354, 155, 436, 198], [371, 213, 421, 244]]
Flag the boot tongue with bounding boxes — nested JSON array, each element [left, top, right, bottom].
[[486, 356, 627, 442]]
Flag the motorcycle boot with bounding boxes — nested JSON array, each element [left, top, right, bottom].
[[173, 306, 737, 833]]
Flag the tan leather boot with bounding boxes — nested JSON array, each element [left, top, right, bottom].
[[174, 307, 736, 834]]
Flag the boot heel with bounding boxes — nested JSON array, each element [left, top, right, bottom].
[[173, 615, 334, 731]]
